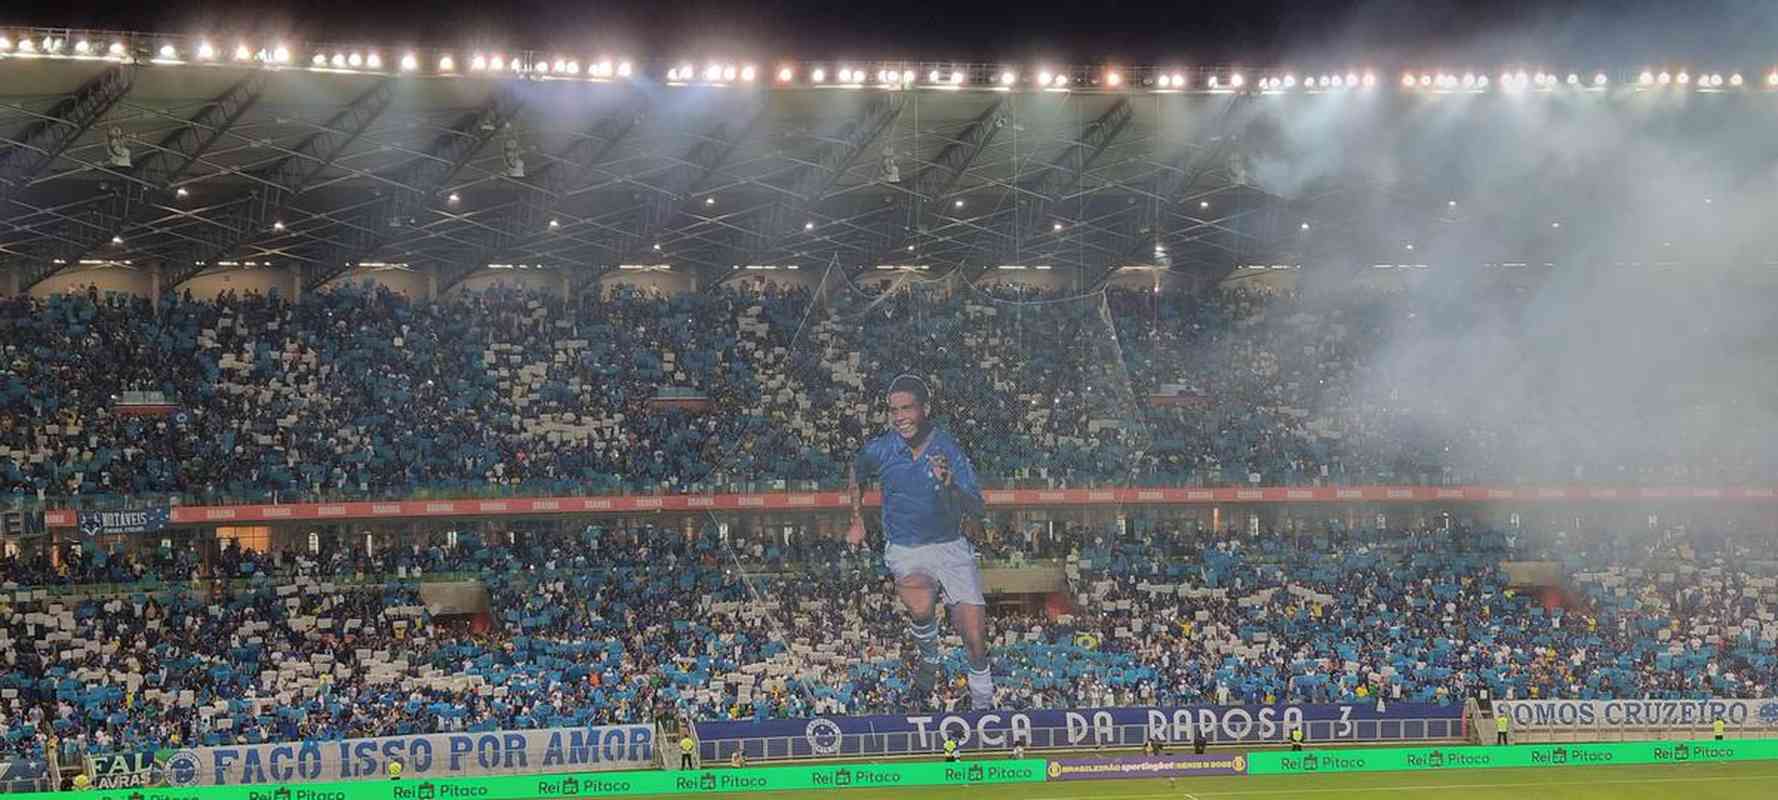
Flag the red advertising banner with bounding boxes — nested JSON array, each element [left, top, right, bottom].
[[38, 485, 1778, 529]]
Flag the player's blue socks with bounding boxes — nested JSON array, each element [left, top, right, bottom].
[[909, 619, 940, 665], [967, 662, 994, 710]]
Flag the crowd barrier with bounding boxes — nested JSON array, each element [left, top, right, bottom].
[[1251, 738, 1778, 774]]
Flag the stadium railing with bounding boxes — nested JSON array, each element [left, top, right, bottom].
[[1514, 723, 1778, 744], [700, 717, 1465, 763]]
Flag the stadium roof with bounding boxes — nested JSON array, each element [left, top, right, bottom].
[[4, 27, 1778, 294]]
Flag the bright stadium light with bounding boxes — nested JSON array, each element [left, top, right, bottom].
[[781, 66, 796, 82], [439, 55, 455, 71], [74, 39, 90, 55], [272, 221, 285, 232], [272, 45, 290, 63], [1106, 70, 1121, 87], [347, 52, 363, 68], [951, 70, 963, 84], [234, 43, 251, 61], [1000, 70, 1016, 86], [312, 53, 326, 67], [1283, 74, 1297, 88], [332, 53, 347, 68], [705, 64, 721, 81], [617, 61, 632, 77], [196, 41, 215, 60], [1566, 73, 1579, 85], [1038, 70, 1052, 86], [159, 44, 177, 59], [401, 53, 418, 71], [1768, 71, 1778, 87], [0, 36, 11, 51], [490, 55, 505, 71], [111, 41, 127, 57], [1401, 72, 1415, 88], [1595, 72, 1608, 86], [1232, 73, 1246, 88], [367, 53, 382, 69], [1345, 72, 1358, 87], [1053, 73, 1069, 87], [1657, 71, 1671, 84], [1676, 71, 1690, 85], [16, 38, 35, 54], [811, 67, 826, 82], [1461, 73, 1476, 88], [1730, 73, 1744, 87]]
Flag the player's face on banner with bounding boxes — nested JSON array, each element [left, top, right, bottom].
[[888, 391, 926, 441]]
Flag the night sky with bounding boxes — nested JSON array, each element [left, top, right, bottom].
[[6, 0, 1776, 67]]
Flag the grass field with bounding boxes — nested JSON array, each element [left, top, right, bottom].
[[639, 761, 1778, 799]]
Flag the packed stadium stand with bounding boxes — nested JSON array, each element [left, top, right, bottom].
[[3, 516, 1775, 763], [7, 280, 1774, 507]]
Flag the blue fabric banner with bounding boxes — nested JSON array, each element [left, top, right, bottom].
[[694, 703, 1460, 760], [77, 508, 171, 536]]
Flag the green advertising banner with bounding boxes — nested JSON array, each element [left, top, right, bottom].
[[1250, 740, 1778, 775], [37, 759, 1048, 800]]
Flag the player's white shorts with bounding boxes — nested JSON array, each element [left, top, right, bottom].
[[884, 538, 985, 606]]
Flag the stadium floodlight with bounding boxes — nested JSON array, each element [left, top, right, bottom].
[[1038, 70, 1052, 86], [1477, 75, 1489, 88], [1461, 73, 1476, 88], [1419, 74, 1433, 87], [1639, 70, 1654, 85], [272, 45, 290, 63], [811, 67, 826, 82], [1345, 71, 1358, 87], [111, 235, 123, 245], [333, 53, 348, 68], [804, 221, 815, 230], [548, 219, 559, 229], [1000, 70, 1016, 85], [1676, 71, 1690, 85], [74, 39, 90, 55], [366, 53, 382, 69], [1106, 70, 1121, 87], [111, 41, 128, 57], [44, 37, 61, 53], [928, 69, 942, 83], [1283, 74, 1297, 88], [272, 221, 285, 232], [158, 44, 176, 59], [234, 43, 251, 61], [439, 55, 455, 71], [617, 60, 632, 77], [782, 66, 796, 82], [490, 55, 505, 70], [1401, 72, 1415, 87], [16, 37, 35, 54], [1173, 73, 1189, 87], [176, 187, 189, 198], [1232, 73, 1246, 87], [1730, 73, 1744, 87], [666, 67, 680, 81], [1053, 73, 1069, 87], [1657, 71, 1671, 84], [347, 52, 363, 68], [1595, 72, 1608, 86], [0, 36, 11, 51], [1300, 222, 1310, 231], [704, 63, 721, 81], [951, 70, 963, 84], [197, 41, 216, 60], [310, 53, 326, 66], [562, 60, 578, 75], [1768, 72, 1778, 87], [400, 53, 418, 71], [447, 193, 460, 206], [1566, 73, 1579, 85]]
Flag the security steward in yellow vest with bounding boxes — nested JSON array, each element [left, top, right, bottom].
[[387, 760, 403, 781], [680, 736, 696, 770], [1290, 727, 1304, 751], [1714, 717, 1726, 741], [1496, 713, 1510, 745], [943, 736, 960, 762]]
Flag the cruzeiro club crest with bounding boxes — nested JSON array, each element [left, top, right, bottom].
[[1758, 702, 1778, 726], [162, 751, 202, 787], [804, 719, 843, 756]]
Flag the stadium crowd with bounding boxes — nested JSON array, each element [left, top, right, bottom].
[[7, 277, 1773, 509], [1, 519, 1774, 762]]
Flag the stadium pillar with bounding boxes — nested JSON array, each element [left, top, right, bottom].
[[291, 269, 302, 301], [149, 264, 161, 309], [431, 267, 441, 301]]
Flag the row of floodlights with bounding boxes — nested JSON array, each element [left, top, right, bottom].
[[6, 36, 1778, 93], [1403, 70, 1772, 90]]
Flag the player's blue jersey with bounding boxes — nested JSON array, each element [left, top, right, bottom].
[[855, 427, 984, 547]]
